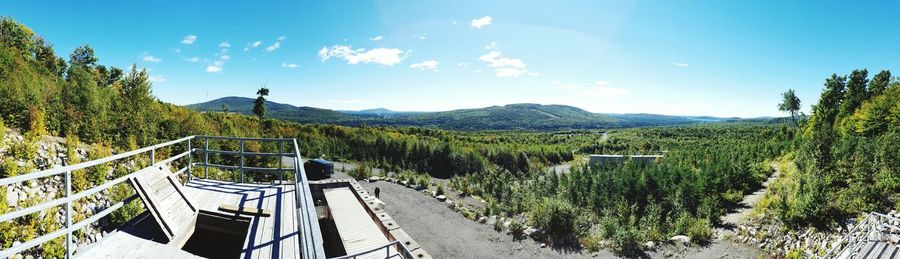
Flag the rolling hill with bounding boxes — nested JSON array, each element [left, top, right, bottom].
[[187, 97, 750, 131]]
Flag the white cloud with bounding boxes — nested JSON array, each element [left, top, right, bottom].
[[219, 41, 231, 48], [414, 33, 427, 40], [471, 16, 493, 29], [458, 62, 470, 66], [673, 62, 689, 67], [245, 41, 262, 51], [318, 45, 409, 66], [220, 55, 230, 60], [478, 51, 535, 77], [370, 35, 383, 41], [185, 57, 200, 62], [148, 75, 167, 83], [277, 36, 286, 41], [265, 42, 280, 52], [485, 41, 498, 50], [282, 62, 299, 68], [409, 60, 439, 71], [173, 48, 181, 53], [142, 53, 162, 63], [206, 60, 224, 73], [181, 34, 197, 44]]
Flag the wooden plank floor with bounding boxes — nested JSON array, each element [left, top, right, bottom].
[[77, 179, 301, 259]]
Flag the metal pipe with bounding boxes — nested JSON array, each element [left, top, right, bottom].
[[239, 139, 245, 183], [65, 170, 72, 259], [187, 138, 192, 181], [278, 140, 284, 183], [204, 137, 209, 179]]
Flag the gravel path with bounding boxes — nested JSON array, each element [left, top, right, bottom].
[[719, 162, 782, 230]]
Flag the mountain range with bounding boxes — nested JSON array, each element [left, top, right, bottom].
[[186, 97, 753, 131]]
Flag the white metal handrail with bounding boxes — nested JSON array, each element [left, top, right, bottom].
[[822, 212, 900, 258], [0, 135, 327, 259]]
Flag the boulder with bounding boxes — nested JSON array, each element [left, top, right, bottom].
[[669, 235, 691, 244], [644, 241, 656, 250], [436, 195, 447, 202]]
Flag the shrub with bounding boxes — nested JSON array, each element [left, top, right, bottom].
[[108, 184, 142, 227], [610, 226, 641, 257], [686, 218, 712, 245], [0, 158, 21, 178], [347, 164, 372, 180], [436, 184, 445, 196], [528, 197, 578, 238], [9, 138, 37, 162], [508, 220, 526, 240]]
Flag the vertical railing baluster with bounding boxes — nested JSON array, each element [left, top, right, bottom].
[[150, 148, 155, 166], [239, 139, 245, 183], [187, 138, 192, 181], [204, 137, 209, 179], [64, 170, 72, 259], [278, 140, 283, 184]]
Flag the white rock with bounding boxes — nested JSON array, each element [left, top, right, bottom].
[[436, 195, 447, 202], [644, 241, 656, 249], [669, 235, 691, 244], [5, 190, 18, 207]]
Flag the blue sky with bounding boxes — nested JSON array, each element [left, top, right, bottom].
[[4, 0, 900, 117]]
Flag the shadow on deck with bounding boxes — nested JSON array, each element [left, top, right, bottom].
[[77, 179, 300, 259]]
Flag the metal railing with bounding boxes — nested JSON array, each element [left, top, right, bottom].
[[330, 241, 415, 259], [822, 212, 900, 258], [0, 135, 326, 259]]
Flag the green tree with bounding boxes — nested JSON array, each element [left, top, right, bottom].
[[869, 70, 891, 97], [69, 45, 98, 67], [253, 87, 269, 121], [840, 69, 869, 117], [778, 89, 802, 127]]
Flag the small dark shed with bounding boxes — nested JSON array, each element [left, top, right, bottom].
[[304, 159, 334, 180]]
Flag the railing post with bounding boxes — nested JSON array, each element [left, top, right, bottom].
[[239, 139, 245, 183], [386, 244, 390, 259], [150, 148, 155, 165], [204, 137, 209, 179], [278, 140, 284, 184], [64, 170, 72, 259], [187, 138, 193, 181]]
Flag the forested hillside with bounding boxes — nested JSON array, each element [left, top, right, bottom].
[[190, 97, 749, 131], [758, 69, 900, 229]]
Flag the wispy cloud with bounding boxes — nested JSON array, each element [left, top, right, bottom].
[[277, 36, 286, 41], [206, 60, 224, 73], [410, 60, 439, 71], [478, 51, 536, 77], [485, 41, 498, 50], [148, 75, 166, 83], [245, 41, 262, 51], [414, 33, 428, 40], [265, 42, 281, 52], [673, 62, 689, 67], [458, 62, 470, 66], [142, 53, 162, 63], [282, 62, 299, 68], [370, 35, 383, 41], [471, 16, 493, 29], [318, 45, 410, 66], [219, 41, 231, 48], [185, 57, 200, 62], [220, 55, 230, 60], [181, 34, 197, 44]]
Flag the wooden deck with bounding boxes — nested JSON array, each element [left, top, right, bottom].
[[77, 179, 300, 259]]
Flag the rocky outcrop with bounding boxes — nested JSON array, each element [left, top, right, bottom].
[[1, 130, 128, 258]]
